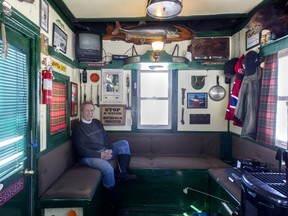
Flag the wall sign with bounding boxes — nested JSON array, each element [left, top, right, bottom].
[[0, 177, 24, 207], [51, 59, 66, 72], [246, 29, 260, 50], [100, 105, 126, 126], [190, 38, 229, 60]]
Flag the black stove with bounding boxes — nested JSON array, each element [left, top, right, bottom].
[[241, 172, 288, 216]]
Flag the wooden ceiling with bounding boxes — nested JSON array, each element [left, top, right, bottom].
[[49, 0, 284, 37]]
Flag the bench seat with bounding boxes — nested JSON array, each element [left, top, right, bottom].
[[37, 140, 104, 216], [39, 164, 102, 200], [130, 156, 230, 169], [208, 168, 241, 203], [37, 133, 234, 215]]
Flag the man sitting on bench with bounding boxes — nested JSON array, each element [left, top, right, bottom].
[[72, 101, 136, 216]]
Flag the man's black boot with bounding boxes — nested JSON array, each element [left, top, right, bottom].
[[108, 185, 129, 216], [117, 154, 137, 182]]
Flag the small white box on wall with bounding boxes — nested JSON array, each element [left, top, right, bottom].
[[101, 69, 123, 103]]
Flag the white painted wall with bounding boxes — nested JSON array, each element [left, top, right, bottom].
[[178, 70, 229, 131], [5, 0, 39, 25], [6, 0, 253, 134]]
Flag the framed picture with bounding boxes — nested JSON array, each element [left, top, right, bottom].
[[101, 69, 123, 103], [187, 93, 208, 109], [40, 0, 49, 33], [52, 23, 67, 54], [40, 33, 49, 55], [246, 30, 260, 50], [70, 82, 78, 117]]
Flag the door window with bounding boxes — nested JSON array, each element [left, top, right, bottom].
[[0, 40, 28, 183]]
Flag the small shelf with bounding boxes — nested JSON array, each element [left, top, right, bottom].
[[259, 35, 288, 57]]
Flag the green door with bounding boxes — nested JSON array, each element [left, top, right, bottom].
[[0, 25, 33, 216]]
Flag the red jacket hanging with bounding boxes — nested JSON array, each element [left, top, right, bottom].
[[225, 54, 245, 126]]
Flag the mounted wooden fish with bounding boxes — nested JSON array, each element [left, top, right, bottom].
[[103, 21, 195, 45]]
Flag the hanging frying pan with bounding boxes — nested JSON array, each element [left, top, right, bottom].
[[209, 75, 226, 101]]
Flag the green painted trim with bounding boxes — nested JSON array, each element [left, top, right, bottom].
[[187, 60, 226, 70], [46, 0, 76, 32], [171, 69, 178, 132], [123, 50, 189, 70], [196, 30, 234, 38], [31, 33, 41, 154], [78, 60, 124, 70], [48, 46, 126, 69], [48, 46, 78, 68], [259, 35, 288, 57], [220, 133, 233, 163]]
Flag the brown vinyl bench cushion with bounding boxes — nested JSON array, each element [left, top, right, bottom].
[[38, 140, 102, 200], [110, 133, 230, 170], [40, 164, 102, 199], [208, 169, 241, 203], [130, 156, 230, 169]]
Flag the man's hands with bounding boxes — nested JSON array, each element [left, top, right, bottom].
[[101, 149, 113, 160]]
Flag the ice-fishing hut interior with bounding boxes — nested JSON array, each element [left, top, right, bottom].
[[1, 0, 288, 216]]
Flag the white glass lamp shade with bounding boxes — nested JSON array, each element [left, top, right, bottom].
[[152, 41, 164, 52], [147, 0, 183, 19]]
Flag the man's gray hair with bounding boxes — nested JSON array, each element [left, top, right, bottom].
[[80, 101, 94, 112]]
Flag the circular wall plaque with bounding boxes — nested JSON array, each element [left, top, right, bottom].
[[90, 73, 100, 83]]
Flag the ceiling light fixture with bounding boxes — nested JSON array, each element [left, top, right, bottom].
[[151, 41, 164, 60], [146, 0, 183, 19]]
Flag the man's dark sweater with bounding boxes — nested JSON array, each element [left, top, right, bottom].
[[71, 119, 112, 159]]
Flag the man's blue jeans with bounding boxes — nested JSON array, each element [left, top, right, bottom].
[[79, 140, 130, 189]]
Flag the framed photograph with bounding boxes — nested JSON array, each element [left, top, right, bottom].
[[187, 93, 208, 109], [70, 82, 78, 117], [40, 33, 49, 55], [101, 69, 123, 103], [40, 0, 49, 33], [52, 23, 67, 54], [246, 30, 260, 50]]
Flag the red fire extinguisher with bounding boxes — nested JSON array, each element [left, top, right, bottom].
[[42, 69, 53, 104]]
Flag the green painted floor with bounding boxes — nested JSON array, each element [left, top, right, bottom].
[[103, 169, 228, 216]]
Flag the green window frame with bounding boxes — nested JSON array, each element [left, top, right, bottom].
[[137, 70, 173, 130]]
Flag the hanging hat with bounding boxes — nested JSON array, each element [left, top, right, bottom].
[[234, 54, 245, 80], [224, 58, 239, 84], [242, 50, 260, 76], [234, 54, 245, 75]]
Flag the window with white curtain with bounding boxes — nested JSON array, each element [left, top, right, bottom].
[[137, 71, 172, 129], [276, 49, 288, 148]]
